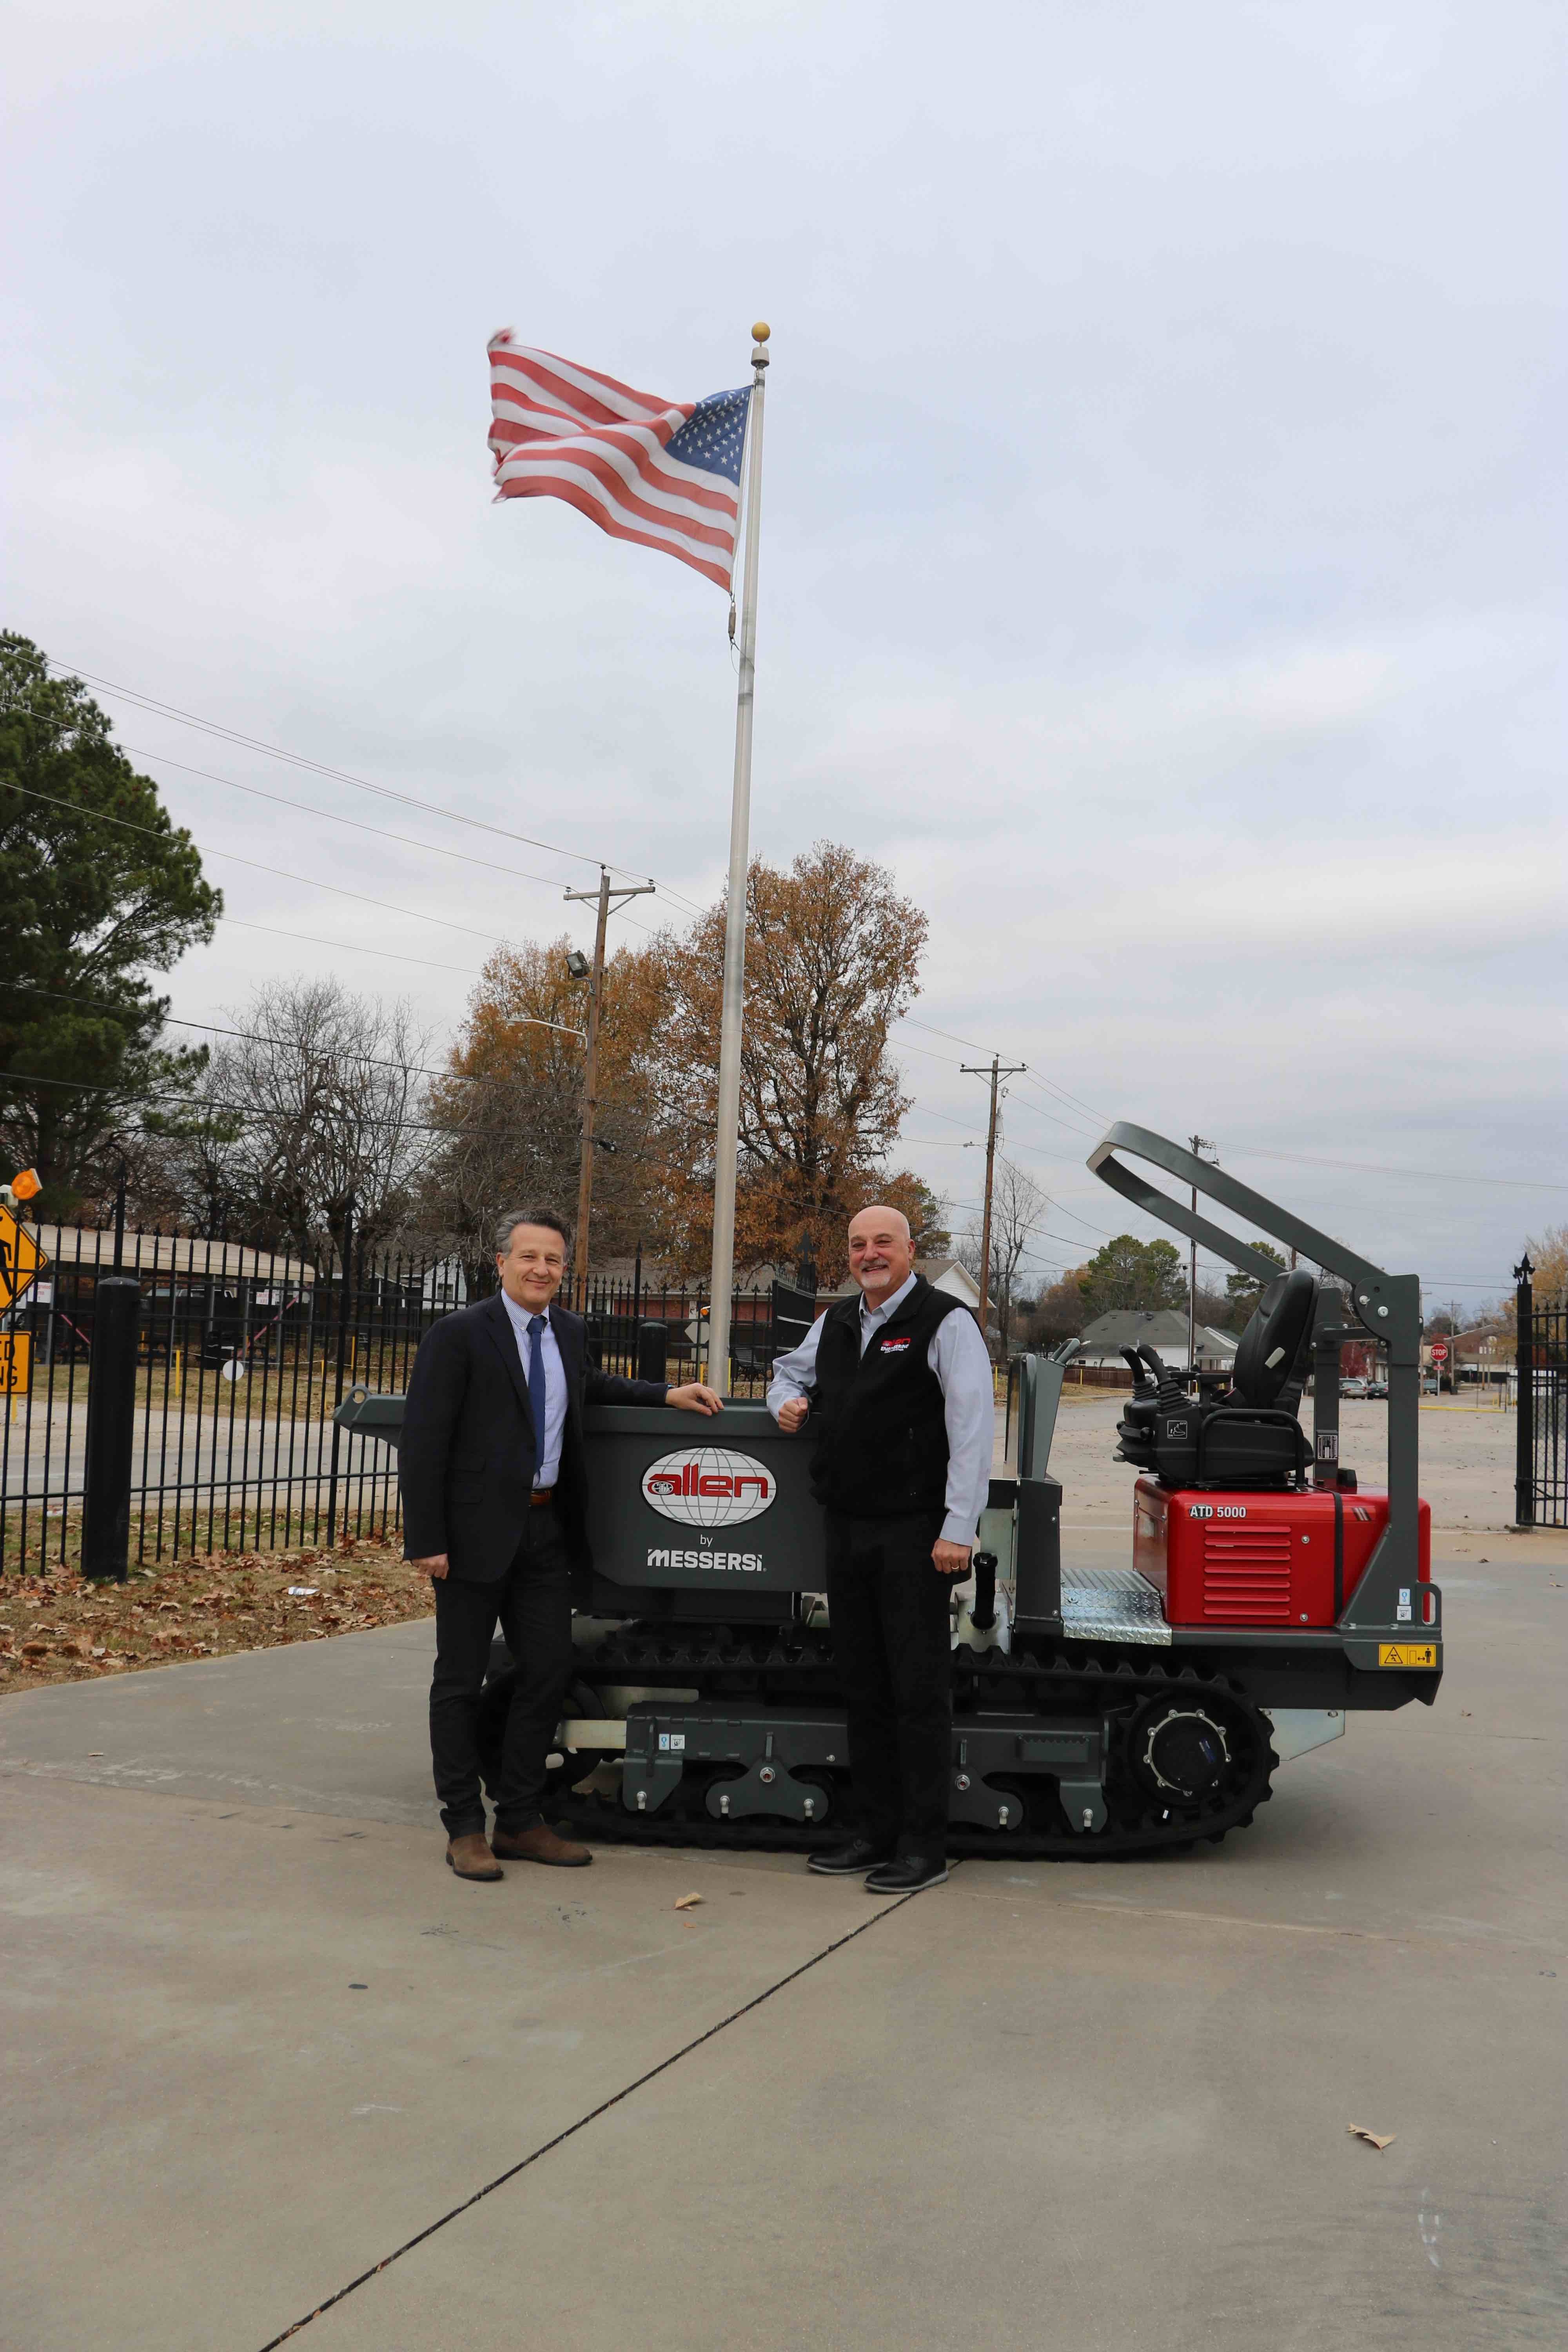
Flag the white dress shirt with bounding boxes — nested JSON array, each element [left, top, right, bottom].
[[500, 1291, 568, 1488], [766, 1273, 995, 1546]]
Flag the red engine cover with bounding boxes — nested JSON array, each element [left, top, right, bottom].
[[1134, 1478, 1432, 1628]]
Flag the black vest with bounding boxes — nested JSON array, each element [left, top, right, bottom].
[[809, 1276, 969, 1519]]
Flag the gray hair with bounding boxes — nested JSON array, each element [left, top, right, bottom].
[[494, 1205, 572, 1256]]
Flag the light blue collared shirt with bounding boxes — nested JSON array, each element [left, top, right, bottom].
[[765, 1273, 995, 1546], [500, 1292, 568, 1488]]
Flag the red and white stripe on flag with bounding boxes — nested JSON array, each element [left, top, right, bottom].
[[488, 334, 744, 592]]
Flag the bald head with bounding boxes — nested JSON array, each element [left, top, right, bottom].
[[847, 1204, 915, 1306]]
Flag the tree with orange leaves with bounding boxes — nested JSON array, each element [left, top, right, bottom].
[[422, 847, 944, 1290], [618, 842, 943, 1282], [419, 936, 655, 1283]]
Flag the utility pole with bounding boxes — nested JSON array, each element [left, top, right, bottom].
[[563, 867, 655, 1307], [1186, 1134, 1216, 1383], [961, 1056, 1026, 1352]]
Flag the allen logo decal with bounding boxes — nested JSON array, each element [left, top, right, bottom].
[[641, 1446, 777, 1529]]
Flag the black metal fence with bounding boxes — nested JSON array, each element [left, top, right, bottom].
[[0, 1221, 806, 1577], [1515, 1261, 1566, 1529]]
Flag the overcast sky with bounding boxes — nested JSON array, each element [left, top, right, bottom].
[[5, 0, 1563, 1303]]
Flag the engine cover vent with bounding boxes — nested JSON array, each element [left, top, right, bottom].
[[1201, 1524, 1293, 1622]]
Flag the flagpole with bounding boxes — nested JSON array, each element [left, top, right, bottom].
[[705, 321, 770, 1396]]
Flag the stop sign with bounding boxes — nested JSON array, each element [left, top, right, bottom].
[[1430, 1340, 1449, 1363]]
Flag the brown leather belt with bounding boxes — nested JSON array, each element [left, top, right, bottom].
[[530, 1486, 556, 1508]]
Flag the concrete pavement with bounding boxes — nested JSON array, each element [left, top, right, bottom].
[[1, 1528, 1563, 2350]]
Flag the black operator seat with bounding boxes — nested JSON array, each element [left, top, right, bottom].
[[1229, 1268, 1318, 1410], [1112, 1269, 1319, 1490]]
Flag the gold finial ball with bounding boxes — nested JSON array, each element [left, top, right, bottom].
[[751, 321, 771, 343]]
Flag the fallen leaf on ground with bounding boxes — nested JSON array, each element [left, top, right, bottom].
[[674, 1893, 703, 1911], [1347, 2125, 1396, 2150]]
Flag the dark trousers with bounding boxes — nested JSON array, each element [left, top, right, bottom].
[[824, 1510, 951, 1856], [428, 1501, 573, 1839]]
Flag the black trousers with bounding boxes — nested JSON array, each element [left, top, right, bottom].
[[428, 1502, 573, 1839], [824, 1510, 951, 1857]]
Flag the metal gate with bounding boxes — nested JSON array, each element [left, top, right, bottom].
[[1515, 1260, 1567, 1529]]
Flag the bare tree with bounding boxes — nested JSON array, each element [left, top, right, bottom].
[[958, 1158, 1047, 1353], [165, 978, 435, 1254], [414, 940, 601, 1290]]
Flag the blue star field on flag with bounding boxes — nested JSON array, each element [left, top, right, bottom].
[[665, 387, 751, 484]]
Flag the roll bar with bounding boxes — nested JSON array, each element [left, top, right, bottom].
[[1088, 1122, 1388, 1293], [1087, 1122, 1437, 1665]]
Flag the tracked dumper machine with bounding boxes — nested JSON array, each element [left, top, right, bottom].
[[338, 1123, 1440, 1858]]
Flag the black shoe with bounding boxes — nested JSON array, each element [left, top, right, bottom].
[[807, 1837, 894, 1877], [864, 1853, 948, 1893]]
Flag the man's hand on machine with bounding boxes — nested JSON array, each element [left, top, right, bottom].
[[667, 1382, 724, 1416], [776, 1397, 809, 1433], [413, 1553, 450, 1582], [932, 1538, 972, 1578]]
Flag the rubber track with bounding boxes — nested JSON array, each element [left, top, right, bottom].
[[497, 1624, 1279, 1862]]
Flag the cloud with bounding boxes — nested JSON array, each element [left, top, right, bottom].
[[1, 0, 1560, 1299]]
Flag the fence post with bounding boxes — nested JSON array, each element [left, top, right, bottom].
[[637, 1321, 669, 1384], [82, 1276, 141, 1581], [325, 1200, 356, 1547], [1513, 1256, 1534, 1530]]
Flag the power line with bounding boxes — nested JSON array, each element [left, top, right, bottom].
[[119, 744, 596, 897], [43, 657, 657, 886], [1014, 1066, 1113, 1126], [220, 917, 486, 978], [2, 980, 584, 1067], [11, 778, 515, 948], [1222, 1144, 1568, 1196], [0, 1064, 575, 1141]]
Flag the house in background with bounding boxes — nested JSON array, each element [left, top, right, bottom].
[[1074, 1309, 1239, 1381]]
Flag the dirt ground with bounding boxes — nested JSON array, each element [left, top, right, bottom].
[[0, 1539, 428, 1700]]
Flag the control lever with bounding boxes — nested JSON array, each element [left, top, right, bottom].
[[971, 1550, 998, 1632]]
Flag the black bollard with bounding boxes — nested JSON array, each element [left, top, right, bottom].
[[637, 1320, 669, 1385], [82, 1276, 141, 1581]]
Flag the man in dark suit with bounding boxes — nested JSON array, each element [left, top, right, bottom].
[[401, 1206, 721, 1880]]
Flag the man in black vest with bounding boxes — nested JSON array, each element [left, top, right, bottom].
[[401, 1207, 721, 1881], [768, 1205, 994, 1891]]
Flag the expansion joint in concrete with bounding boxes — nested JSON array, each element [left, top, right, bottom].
[[256, 1881, 934, 2348]]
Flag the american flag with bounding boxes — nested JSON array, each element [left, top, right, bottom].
[[488, 334, 750, 592]]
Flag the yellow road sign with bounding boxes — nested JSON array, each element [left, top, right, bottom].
[[0, 1334, 31, 1393], [0, 1208, 47, 1311], [1377, 1642, 1438, 1669]]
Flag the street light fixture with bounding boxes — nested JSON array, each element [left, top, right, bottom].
[[565, 950, 591, 980]]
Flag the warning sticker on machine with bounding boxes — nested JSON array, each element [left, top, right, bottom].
[[1377, 1642, 1438, 1668]]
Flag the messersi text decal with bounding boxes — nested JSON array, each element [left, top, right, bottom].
[[640, 1445, 777, 1528]]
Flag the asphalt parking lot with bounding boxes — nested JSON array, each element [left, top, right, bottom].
[[2, 1403, 1563, 2350]]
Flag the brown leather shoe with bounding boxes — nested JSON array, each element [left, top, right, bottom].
[[491, 1822, 592, 1867], [446, 1832, 503, 1881]]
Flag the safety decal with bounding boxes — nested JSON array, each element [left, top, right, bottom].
[[1377, 1642, 1438, 1668]]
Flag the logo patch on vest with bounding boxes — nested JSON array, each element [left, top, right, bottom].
[[879, 1335, 913, 1353]]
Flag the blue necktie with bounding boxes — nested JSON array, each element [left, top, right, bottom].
[[527, 1314, 548, 1478]]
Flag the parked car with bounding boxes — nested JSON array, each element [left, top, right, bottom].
[[1365, 1379, 1389, 1399], [1340, 1377, 1370, 1399]]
